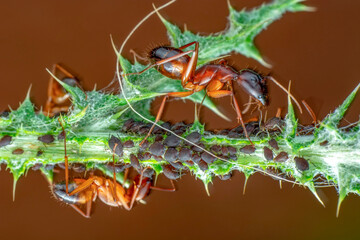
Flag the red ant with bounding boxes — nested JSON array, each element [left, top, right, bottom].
[[55, 119, 175, 217], [52, 167, 175, 218], [126, 41, 302, 144]]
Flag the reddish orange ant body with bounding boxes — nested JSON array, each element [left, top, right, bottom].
[[52, 170, 160, 218], [127, 41, 301, 144]]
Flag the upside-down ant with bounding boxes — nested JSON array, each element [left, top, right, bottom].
[[52, 167, 175, 218], [126, 40, 302, 144]]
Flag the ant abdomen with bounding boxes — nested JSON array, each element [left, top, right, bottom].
[[149, 46, 190, 80], [52, 182, 83, 204]]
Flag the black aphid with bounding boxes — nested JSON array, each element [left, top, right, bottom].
[[108, 135, 123, 157], [0, 135, 12, 147], [274, 152, 288, 162], [263, 147, 273, 160], [294, 157, 309, 171], [38, 134, 55, 144]]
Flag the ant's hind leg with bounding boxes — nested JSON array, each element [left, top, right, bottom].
[[140, 91, 194, 146]]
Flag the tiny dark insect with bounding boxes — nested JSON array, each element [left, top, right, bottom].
[[263, 146, 274, 160], [191, 143, 205, 153], [191, 153, 201, 164], [201, 152, 217, 164], [263, 117, 284, 131], [0, 135, 12, 147], [162, 164, 180, 180], [221, 146, 229, 155], [218, 172, 232, 181], [32, 163, 43, 171], [210, 145, 222, 154], [294, 157, 309, 171], [108, 135, 123, 157], [105, 162, 128, 173], [123, 140, 134, 148], [320, 140, 329, 147], [240, 145, 256, 154], [164, 134, 181, 147], [178, 148, 192, 161], [197, 160, 208, 171], [164, 148, 178, 162], [58, 131, 65, 140], [274, 151, 288, 162], [169, 161, 184, 170], [36, 150, 44, 157], [38, 134, 55, 144], [227, 146, 237, 155], [12, 148, 24, 155], [268, 138, 279, 150], [185, 132, 201, 144], [149, 142, 165, 156], [130, 154, 141, 171]]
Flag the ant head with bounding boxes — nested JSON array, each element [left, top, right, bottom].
[[237, 69, 268, 106]]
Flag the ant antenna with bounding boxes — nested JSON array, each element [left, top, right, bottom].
[[267, 76, 303, 114], [112, 0, 319, 187]]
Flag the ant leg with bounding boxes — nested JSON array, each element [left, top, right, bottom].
[[140, 91, 194, 145], [196, 94, 207, 120], [150, 179, 176, 192], [302, 100, 317, 124], [69, 204, 91, 218], [179, 42, 199, 86], [68, 177, 98, 196], [207, 89, 253, 144], [276, 108, 282, 118], [58, 118, 69, 194], [69, 186, 95, 218]]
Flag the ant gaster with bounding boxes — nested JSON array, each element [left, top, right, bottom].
[[127, 41, 301, 144]]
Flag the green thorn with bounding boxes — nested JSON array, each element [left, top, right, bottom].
[[26, 84, 32, 100], [12, 178, 18, 201], [308, 184, 325, 207], [336, 189, 347, 218], [243, 176, 249, 195], [204, 181, 210, 196]]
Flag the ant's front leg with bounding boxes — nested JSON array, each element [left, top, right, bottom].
[[207, 85, 253, 145]]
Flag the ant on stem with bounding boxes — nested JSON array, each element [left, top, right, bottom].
[[123, 18, 302, 146], [53, 125, 175, 217], [112, 0, 312, 190]]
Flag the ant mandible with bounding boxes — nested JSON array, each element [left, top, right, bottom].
[[126, 41, 302, 144]]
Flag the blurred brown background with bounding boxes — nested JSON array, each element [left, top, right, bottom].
[[0, 0, 359, 239]]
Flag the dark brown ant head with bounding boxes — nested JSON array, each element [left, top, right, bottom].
[[237, 69, 268, 106], [52, 182, 79, 204]]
